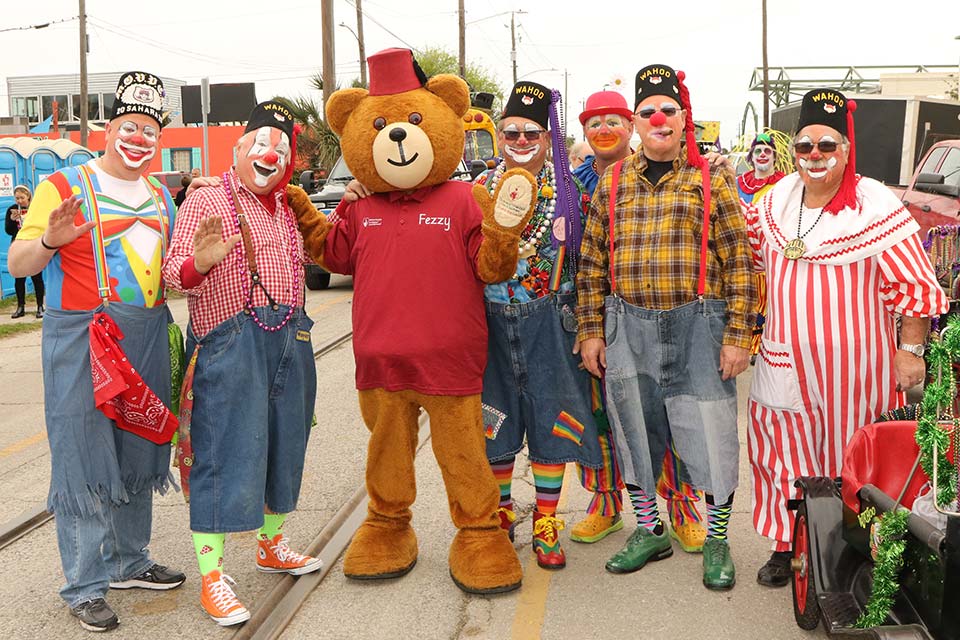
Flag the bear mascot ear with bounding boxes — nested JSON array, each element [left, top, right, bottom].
[[326, 88, 369, 136], [426, 75, 471, 119]]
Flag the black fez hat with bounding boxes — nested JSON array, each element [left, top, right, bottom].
[[244, 100, 296, 141], [634, 64, 681, 110], [502, 81, 551, 129], [796, 89, 850, 136], [109, 71, 165, 126]]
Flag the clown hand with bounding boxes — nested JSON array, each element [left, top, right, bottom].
[[704, 151, 734, 175], [193, 216, 241, 275]]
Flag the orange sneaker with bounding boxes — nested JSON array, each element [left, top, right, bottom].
[[200, 571, 250, 626], [256, 534, 323, 575], [532, 511, 566, 569]]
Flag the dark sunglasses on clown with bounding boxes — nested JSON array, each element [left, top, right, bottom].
[[794, 140, 840, 154], [502, 129, 546, 141], [635, 105, 679, 119]]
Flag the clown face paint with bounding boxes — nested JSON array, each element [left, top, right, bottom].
[[113, 119, 158, 169], [498, 117, 549, 171], [237, 126, 291, 194], [751, 144, 775, 175], [584, 114, 632, 161], [633, 96, 683, 162], [794, 125, 846, 191]]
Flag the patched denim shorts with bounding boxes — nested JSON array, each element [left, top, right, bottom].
[[186, 306, 317, 533], [482, 293, 603, 468], [603, 297, 739, 504]]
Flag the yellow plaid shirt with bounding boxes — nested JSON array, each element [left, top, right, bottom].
[[576, 147, 756, 348]]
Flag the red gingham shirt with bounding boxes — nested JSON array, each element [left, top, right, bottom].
[[162, 170, 305, 338]]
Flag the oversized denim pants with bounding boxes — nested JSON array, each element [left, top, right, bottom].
[[483, 293, 603, 468], [603, 297, 739, 504], [186, 306, 317, 533]]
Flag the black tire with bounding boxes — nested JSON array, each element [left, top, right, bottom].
[[305, 270, 331, 291], [792, 503, 821, 631]]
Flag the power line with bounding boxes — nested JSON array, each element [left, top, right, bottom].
[[341, 0, 417, 51], [0, 16, 77, 33]]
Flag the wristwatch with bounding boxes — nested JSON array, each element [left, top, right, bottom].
[[899, 343, 925, 358]]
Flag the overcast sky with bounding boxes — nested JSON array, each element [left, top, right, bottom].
[[2, 0, 958, 147]]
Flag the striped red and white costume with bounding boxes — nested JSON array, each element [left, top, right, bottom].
[[744, 173, 947, 546]]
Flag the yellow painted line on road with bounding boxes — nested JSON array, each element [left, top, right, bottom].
[[510, 463, 575, 640], [0, 432, 46, 458], [306, 292, 353, 317]]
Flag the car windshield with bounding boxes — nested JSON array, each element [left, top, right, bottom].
[[328, 157, 353, 182]]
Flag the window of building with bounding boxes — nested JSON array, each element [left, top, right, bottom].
[[12, 96, 40, 123], [170, 148, 194, 172], [102, 93, 115, 120], [41, 95, 69, 121], [72, 93, 102, 121]]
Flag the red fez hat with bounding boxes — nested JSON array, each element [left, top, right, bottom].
[[368, 48, 428, 96], [579, 91, 633, 125]]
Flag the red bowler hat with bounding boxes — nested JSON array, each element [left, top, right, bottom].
[[368, 48, 427, 96], [579, 91, 633, 125]]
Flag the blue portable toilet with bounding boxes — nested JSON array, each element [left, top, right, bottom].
[[29, 145, 60, 191], [0, 138, 35, 298]]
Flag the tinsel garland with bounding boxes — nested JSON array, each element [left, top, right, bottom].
[[855, 316, 959, 628]]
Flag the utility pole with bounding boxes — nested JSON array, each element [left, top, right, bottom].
[[510, 12, 517, 85], [321, 0, 335, 107], [458, 0, 466, 79], [355, 0, 367, 87], [79, 0, 88, 146], [761, 0, 770, 129]]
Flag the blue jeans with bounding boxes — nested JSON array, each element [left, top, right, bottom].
[[55, 487, 154, 607], [603, 297, 740, 504], [186, 306, 317, 533], [483, 293, 603, 468]]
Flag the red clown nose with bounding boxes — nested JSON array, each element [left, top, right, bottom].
[[263, 150, 279, 165], [649, 111, 667, 128]]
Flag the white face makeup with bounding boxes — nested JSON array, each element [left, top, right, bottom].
[[114, 119, 158, 169], [752, 144, 775, 173], [245, 126, 290, 188], [499, 119, 548, 168], [796, 134, 839, 180]]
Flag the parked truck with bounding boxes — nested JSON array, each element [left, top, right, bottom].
[[888, 138, 960, 239]]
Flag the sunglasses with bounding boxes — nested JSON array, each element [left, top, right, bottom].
[[502, 129, 546, 141], [636, 104, 679, 119], [794, 140, 840, 154]]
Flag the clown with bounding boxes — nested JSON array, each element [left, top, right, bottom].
[[162, 100, 321, 626], [737, 132, 787, 357]]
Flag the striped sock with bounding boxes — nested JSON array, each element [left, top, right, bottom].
[[626, 484, 662, 533], [531, 462, 565, 516], [705, 493, 734, 540], [490, 459, 515, 509]]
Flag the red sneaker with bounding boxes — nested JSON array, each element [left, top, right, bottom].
[[532, 511, 566, 569], [256, 534, 323, 576]]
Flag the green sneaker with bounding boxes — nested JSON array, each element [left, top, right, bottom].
[[604, 526, 673, 574], [702, 538, 736, 590]]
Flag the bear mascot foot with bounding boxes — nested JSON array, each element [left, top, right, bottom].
[[343, 518, 419, 580], [448, 528, 522, 595]]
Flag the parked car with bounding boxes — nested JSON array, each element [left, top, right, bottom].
[[149, 171, 190, 200], [299, 156, 483, 290], [888, 138, 960, 239]]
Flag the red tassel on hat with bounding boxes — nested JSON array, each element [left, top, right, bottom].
[[676, 71, 702, 168], [824, 100, 858, 214]]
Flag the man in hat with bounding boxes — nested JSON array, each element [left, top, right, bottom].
[[476, 80, 604, 570], [569, 90, 708, 554], [8, 71, 186, 633], [162, 100, 321, 626], [577, 64, 755, 590], [745, 89, 946, 587]]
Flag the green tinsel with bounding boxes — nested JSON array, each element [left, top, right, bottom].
[[855, 509, 909, 628], [856, 315, 960, 628]]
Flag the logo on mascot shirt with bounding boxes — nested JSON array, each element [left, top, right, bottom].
[[362, 217, 383, 227]]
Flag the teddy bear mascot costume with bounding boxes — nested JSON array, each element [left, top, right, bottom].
[[287, 48, 536, 594]]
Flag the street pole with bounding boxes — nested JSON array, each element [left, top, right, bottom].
[[762, 0, 770, 129], [510, 12, 517, 85], [321, 0, 335, 106], [79, 0, 88, 146], [200, 77, 210, 175], [458, 0, 466, 79], [355, 0, 367, 87]]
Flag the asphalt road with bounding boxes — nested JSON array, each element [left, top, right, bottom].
[[0, 276, 828, 639]]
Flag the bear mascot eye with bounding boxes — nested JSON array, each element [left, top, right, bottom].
[[408, 112, 422, 125], [373, 117, 387, 130]]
